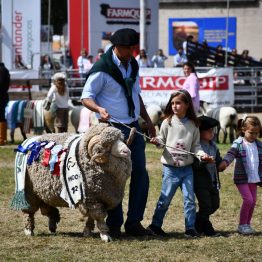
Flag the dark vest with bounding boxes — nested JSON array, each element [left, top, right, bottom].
[[86, 46, 139, 117]]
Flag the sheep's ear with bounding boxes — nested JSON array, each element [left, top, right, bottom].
[[91, 153, 108, 164]]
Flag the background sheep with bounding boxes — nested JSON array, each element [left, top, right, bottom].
[[70, 105, 98, 133], [12, 124, 131, 242], [138, 104, 164, 137], [200, 101, 238, 143]]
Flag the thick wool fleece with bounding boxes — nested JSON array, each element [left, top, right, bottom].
[[24, 124, 131, 221]]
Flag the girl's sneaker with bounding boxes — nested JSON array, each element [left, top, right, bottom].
[[237, 224, 254, 235], [246, 225, 256, 234]]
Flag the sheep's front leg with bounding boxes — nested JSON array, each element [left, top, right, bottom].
[[83, 217, 95, 237], [23, 212, 35, 236], [97, 219, 112, 242], [89, 204, 112, 242], [222, 127, 227, 144], [229, 125, 235, 143]]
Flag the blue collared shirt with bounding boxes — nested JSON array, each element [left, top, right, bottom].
[[81, 50, 141, 124]]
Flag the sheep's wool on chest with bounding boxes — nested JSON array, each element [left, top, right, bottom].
[[60, 134, 85, 208]]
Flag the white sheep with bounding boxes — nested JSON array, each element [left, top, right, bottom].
[[70, 105, 98, 133], [200, 101, 238, 143], [139, 104, 164, 136], [10, 124, 131, 242]]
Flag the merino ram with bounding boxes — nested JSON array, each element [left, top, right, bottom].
[[10, 124, 131, 242], [200, 101, 238, 143]]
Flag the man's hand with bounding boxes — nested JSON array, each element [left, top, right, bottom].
[[98, 107, 110, 121]]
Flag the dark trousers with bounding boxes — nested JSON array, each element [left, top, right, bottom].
[[106, 121, 149, 228], [0, 100, 8, 121], [194, 186, 219, 234]]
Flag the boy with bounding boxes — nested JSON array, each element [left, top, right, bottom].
[[193, 116, 222, 236]]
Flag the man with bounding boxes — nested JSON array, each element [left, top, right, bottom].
[[173, 47, 187, 67], [81, 28, 155, 237], [0, 62, 10, 145]]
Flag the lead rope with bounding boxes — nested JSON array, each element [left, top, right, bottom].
[[214, 164, 221, 191], [109, 116, 200, 157]]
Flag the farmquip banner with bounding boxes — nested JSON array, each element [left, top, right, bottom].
[[139, 67, 234, 108]]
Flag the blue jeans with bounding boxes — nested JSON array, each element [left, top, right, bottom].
[[152, 164, 196, 230], [106, 121, 149, 228]]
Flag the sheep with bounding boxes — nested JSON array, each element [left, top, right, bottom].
[[70, 105, 98, 133], [138, 104, 164, 137], [10, 123, 132, 242], [200, 101, 238, 143]]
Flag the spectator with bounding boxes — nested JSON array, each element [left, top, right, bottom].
[[44, 72, 69, 133], [0, 62, 10, 145], [60, 49, 73, 69], [40, 55, 54, 79], [151, 49, 168, 68], [239, 50, 252, 84], [77, 48, 89, 79], [15, 54, 27, 69], [198, 40, 210, 67], [183, 35, 194, 56], [95, 48, 104, 62], [182, 62, 200, 113], [228, 48, 239, 67], [85, 55, 94, 72], [173, 47, 187, 67], [215, 45, 225, 67], [136, 49, 151, 68]]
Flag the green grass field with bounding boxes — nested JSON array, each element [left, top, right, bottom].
[[0, 142, 261, 262]]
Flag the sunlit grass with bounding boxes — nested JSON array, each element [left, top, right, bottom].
[[0, 141, 261, 261]]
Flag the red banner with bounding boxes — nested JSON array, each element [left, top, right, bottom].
[[140, 76, 229, 91]]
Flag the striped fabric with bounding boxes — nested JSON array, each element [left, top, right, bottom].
[[33, 100, 45, 135], [223, 136, 262, 184], [23, 101, 34, 133]]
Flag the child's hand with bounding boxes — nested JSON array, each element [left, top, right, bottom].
[[150, 137, 161, 146], [200, 154, 215, 163], [218, 161, 227, 171]]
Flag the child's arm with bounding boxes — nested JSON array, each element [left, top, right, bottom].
[[218, 142, 239, 171], [218, 161, 228, 171], [150, 120, 168, 148]]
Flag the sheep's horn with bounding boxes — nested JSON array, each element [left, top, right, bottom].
[[126, 127, 136, 146], [88, 135, 101, 157], [91, 153, 108, 164]]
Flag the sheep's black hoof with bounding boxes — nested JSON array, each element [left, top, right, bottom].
[[48, 219, 57, 233]]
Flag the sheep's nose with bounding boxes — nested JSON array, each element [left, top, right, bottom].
[[122, 148, 131, 157]]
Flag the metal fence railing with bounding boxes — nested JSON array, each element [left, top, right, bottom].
[[11, 67, 262, 111]]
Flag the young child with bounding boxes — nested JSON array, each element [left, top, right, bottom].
[[219, 116, 262, 235], [193, 116, 222, 236], [148, 89, 213, 237]]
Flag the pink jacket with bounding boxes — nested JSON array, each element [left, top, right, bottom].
[[182, 73, 200, 113]]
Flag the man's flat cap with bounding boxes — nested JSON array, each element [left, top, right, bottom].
[[198, 115, 219, 131], [110, 28, 139, 46]]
